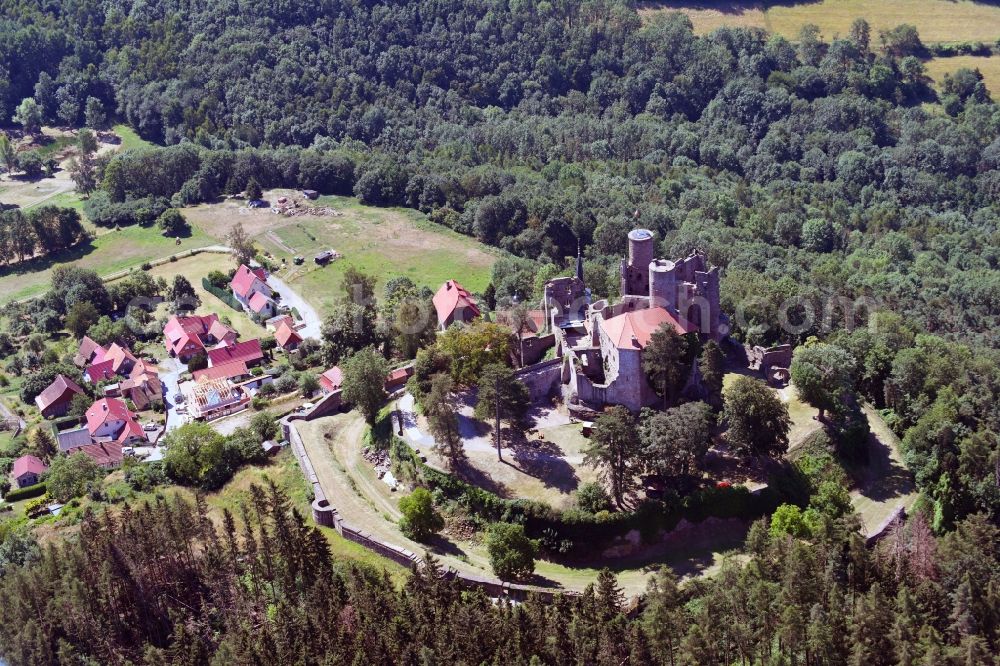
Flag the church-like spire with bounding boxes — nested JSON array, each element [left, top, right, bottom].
[[575, 239, 584, 283]]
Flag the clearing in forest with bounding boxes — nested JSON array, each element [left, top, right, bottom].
[[184, 192, 498, 317]]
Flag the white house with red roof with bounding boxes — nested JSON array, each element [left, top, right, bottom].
[[230, 264, 274, 313], [163, 314, 237, 362], [35, 374, 85, 418], [247, 290, 277, 318], [12, 455, 47, 488], [85, 397, 143, 444], [433, 280, 480, 330]]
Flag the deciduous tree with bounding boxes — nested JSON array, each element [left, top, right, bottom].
[[474, 363, 530, 461], [341, 347, 389, 425], [722, 375, 791, 458]]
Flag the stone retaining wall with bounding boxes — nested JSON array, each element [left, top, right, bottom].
[[286, 420, 573, 602]]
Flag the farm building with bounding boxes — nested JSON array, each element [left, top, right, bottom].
[[35, 374, 85, 418], [12, 455, 47, 488]]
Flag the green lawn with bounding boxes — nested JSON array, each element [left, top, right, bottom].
[[0, 224, 214, 304], [640, 0, 1000, 44], [113, 124, 158, 152]]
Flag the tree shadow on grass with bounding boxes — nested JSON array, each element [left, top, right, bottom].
[[505, 428, 580, 493], [0, 237, 98, 281], [424, 533, 466, 558], [452, 458, 511, 499], [851, 431, 914, 503]]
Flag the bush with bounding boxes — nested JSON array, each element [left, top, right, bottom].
[[574, 482, 611, 513], [484, 523, 537, 581], [398, 487, 444, 541], [274, 374, 297, 394], [2, 482, 47, 502]]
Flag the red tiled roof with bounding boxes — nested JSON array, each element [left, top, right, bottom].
[[274, 321, 302, 348], [74, 336, 106, 367], [320, 366, 343, 391], [207, 339, 263, 367], [601, 307, 695, 350], [129, 360, 159, 381], [115, 419, 146, 445], [34, 374, 84, 412], [76, 441, 123, 468], [85, 360, 115, 383], [104, 343, 137, 374], [230, 264, 268, 299], [164, 314, 227, 357], [248, 290, 273, 314], [433, 280, 480, 326], [12, 455, 47, 479], [193, 360, 250, 382], [85, 397, 133, 435], [208, 319, 235, 343]]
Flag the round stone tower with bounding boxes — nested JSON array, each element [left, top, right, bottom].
[[648, 258, 677, 311], [628, 229, 655, 270]]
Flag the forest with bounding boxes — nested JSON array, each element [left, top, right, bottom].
[[1, 0, 999, 661], [0, 485, 997, 665]]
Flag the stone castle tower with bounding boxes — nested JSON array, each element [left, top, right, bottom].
[[618, 228, 723, 338]]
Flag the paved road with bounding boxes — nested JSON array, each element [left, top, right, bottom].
[[269, 273, 322, 340], [160, 356, 186, 433]]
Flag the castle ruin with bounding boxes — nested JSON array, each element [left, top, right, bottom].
[[545, 228, 727, 412]]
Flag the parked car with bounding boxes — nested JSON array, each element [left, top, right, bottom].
[[143, 423, 159, 431]]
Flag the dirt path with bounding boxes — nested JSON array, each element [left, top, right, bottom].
[[852, 403, 917, 537], [296, 414, 484, 577]]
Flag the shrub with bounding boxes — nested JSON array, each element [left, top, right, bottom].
[[2, 482, 47, 503], [574, 482, 611, 513]]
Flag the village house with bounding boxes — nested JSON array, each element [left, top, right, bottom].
[[433, 280, 480, 330], [11, 455, 47, 488], [548, 228, 727, 412], [82, 342, 138, 383], [319, 366, 343, 394], [34, 374, 85, 418], [230, 264, 274, 314], [73, 336, 105, 368], [207, 338, 264, 368], [163, 313, 237, 362], [274, 320, 302, 351], [247, 291, 278, 319], [84, 397, 145, 446], [112, 360, 163, 411], [76, 441, 124, 470], [193, 360, 251, 383]]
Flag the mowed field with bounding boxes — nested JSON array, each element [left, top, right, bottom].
[[925, 54, 1000, 95], [184, 192, 498, 317], [639, 0, 1000, 43], [0, 224, 214, 304]]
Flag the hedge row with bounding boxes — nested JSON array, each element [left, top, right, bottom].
[[202, 278, 244, 312], [391, 437, 785, 555], [3, 482, 47, 503]]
